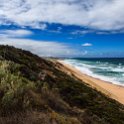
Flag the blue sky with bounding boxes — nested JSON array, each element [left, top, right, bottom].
[[0, 0, 124, 57]]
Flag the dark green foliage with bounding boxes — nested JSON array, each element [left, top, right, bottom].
[[0, 45, 124, 124]]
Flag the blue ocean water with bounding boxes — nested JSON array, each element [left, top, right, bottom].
[[63, 58, 124, 86]]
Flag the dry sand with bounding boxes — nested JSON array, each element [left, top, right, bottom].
[[55, 60, 124, 105]]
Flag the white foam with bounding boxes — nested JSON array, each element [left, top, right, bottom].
[[63, 59, 124, 86]]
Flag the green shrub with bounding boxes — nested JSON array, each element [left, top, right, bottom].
[[0, 60, 36, 112]]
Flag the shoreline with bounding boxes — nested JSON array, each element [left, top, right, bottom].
[[55, 60, 124, 105]]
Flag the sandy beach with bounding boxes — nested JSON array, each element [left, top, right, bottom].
[[55, 60, 124, 105]]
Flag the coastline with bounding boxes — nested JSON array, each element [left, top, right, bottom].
[[55, 60, 124, 105]]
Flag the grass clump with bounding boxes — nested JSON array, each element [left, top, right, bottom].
[[0, 60, 36, 113]]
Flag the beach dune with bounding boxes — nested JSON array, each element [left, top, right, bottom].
[[56, 60, 124, 105]]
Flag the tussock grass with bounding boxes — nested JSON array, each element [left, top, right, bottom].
[[0, 60, 36, 113]]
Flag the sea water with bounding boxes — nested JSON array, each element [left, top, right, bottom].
[[63, 58, 124, 86]]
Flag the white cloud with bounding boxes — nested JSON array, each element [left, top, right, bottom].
[[0, 29, 87, 57], [0, 29, 33, 38], [82, 43, 92, 47], [71, 30, 93, 35], [0, 0, 124, 31], [0, 37, 83, 57]]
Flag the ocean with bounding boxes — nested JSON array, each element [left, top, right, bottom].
[[63, 58, 124, 86]]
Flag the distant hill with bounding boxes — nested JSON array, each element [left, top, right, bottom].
[[0, 45, 123, 124]]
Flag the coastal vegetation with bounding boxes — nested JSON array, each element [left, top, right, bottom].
[[0, 45, 123, 124]]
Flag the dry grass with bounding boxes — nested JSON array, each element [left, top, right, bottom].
[[0, 61, 81, 124], [0, 60, 36, 113]]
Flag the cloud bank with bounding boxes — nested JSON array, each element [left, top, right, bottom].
[[0, 29, 83, 57], [0, 38, 73, 57], [0, 0, 124, 31], [0, 29, 33, 38]]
